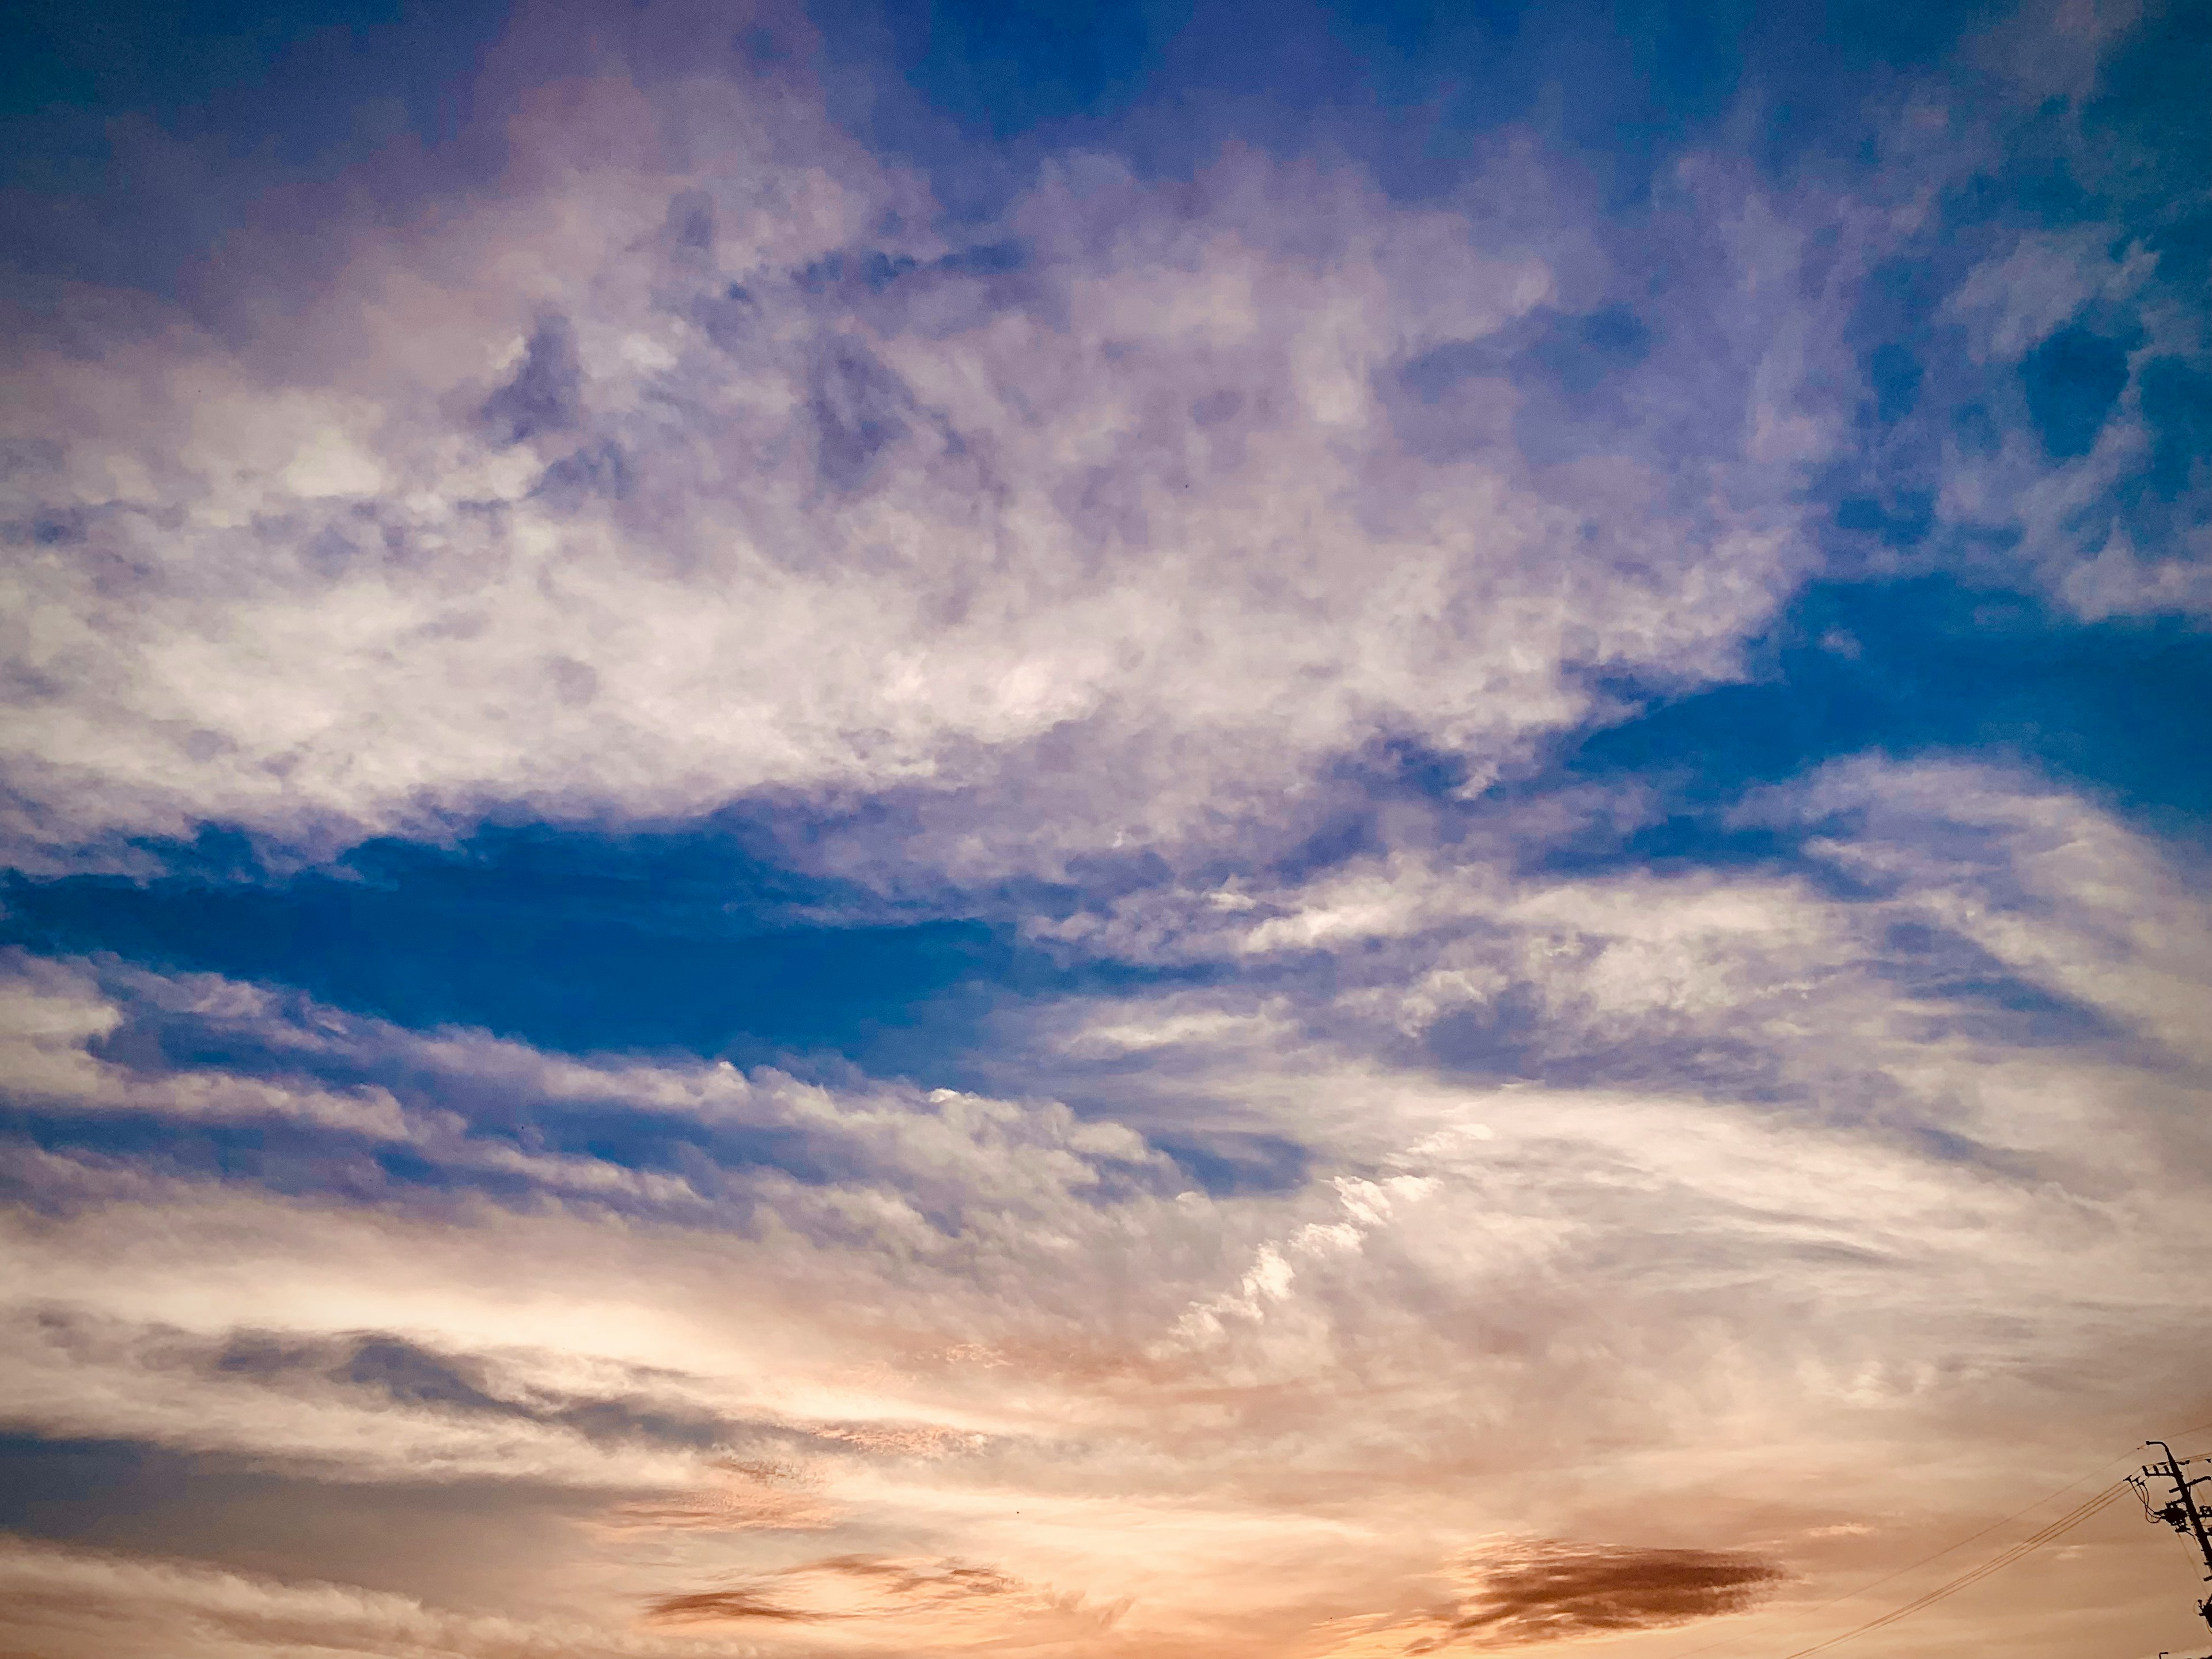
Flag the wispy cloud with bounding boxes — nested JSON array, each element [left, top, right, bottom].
[[2, 753, 2203, 1649], [0, 0, 1892, 874], [2, 0, 2205, 1652]]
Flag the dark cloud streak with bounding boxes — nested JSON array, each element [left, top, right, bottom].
[[1434, 1539, 1782, 1647]]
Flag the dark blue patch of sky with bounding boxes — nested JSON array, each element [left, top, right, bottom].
[[822, 0, 2037, 221], [1552, 574, 2211, 854], [2, 0, 511, 295], [3, 827, 976, 1067], [0, 824, 1201, 1078]]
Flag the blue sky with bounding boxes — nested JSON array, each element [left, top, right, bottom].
[[1, 2, 2208, 1657]]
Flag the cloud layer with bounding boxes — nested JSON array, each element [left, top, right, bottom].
[[3, 751, 2206, 1653], [1, 0, 2206, 1654], [14, 0, 2175, 873]]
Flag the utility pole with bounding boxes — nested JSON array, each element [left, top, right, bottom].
[[2135, 1441, 2212, 1634]]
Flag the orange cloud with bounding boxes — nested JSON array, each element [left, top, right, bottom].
[[1431, 1539, 1782, 1650], [606, 1457, 843, 1532], [1316, 1540, 1783, 1658], [646, 1554, 1025, 1626]]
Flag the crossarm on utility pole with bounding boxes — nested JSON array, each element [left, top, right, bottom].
[[2142, 1441, 2212, 1633]]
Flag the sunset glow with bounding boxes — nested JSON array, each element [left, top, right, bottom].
[[2, 2, 2208, 1655]]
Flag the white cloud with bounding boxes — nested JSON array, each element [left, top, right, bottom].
[[1, 2, 2206, 1653], [1, 759, 2205, 1655], [0, 19, 1865, 876]]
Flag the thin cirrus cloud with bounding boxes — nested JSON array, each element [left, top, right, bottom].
[[0, 0, 2207, 1656]]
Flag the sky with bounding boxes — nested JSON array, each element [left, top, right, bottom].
[[0, 1, 2208, 1656]]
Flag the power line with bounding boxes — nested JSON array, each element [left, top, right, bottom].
[[1656, 1420, 2212, 1659], [1653, 1445, 2148, 1659], [1767, 1480, 2131, 1659], [1753, 1424, 2212, 1658]]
